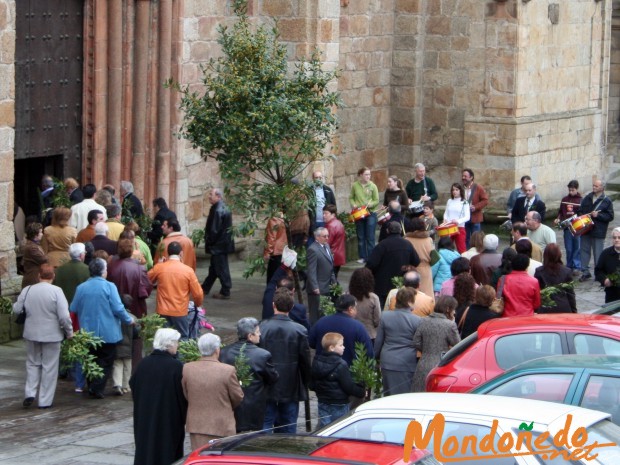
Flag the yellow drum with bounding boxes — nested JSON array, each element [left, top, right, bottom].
[[349, 206, 370, 222], [569, 214, 594, 237], [437, 224, 459, 237]]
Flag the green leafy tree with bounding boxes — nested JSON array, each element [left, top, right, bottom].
[[171, 0, 341, 297]]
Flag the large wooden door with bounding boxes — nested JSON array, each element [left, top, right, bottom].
[[14, 0, 84, 216]]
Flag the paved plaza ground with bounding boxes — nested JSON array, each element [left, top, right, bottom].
[[1, 207, 618, 464]]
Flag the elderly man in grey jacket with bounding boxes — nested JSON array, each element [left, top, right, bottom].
[[14, 264, 73, 409]]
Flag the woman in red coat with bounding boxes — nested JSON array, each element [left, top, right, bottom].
[[322, 204, 346, 278]]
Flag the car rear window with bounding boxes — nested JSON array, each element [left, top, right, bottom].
[[327, 418, 413, 444], [494, 333, 562, 370], [573, 334, 620, 356], [437, 332, 478, 367]]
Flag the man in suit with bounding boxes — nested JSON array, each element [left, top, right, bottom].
[[511, 182, 546, 223], [90, 222, 118, 256], [182, 333, 244, 450], [306, 227, 337, 324]]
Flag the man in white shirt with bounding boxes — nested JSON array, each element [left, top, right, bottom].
[[70, 184, 107, 230]]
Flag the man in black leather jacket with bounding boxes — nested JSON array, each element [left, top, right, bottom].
[[259, 288, 311, 434], [202, 188, 235, 299], [220, 317, 279, 433]]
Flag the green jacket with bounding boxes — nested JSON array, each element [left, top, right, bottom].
[[53, 259, 90, 304], [349, 181, 379, 211]]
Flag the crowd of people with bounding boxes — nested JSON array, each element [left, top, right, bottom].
[[10, 168, 620, 465]]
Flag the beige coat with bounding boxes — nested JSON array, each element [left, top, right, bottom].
[[182, 358, 244, 437], [405, 231, 435, 297], [41, 225, 77, 267]]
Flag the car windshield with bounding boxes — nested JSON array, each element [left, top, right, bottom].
[[321, 418, 413, 444], [531, 420, 620, 464], [437, 331, 478, 367]]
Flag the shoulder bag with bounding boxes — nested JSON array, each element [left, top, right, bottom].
[[458, 305, 470, 331], [489, 275, 505, 314], [15, 286, 32, 325]]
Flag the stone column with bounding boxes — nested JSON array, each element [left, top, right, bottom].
[[107, 0, 123, 187], [131, 0, 150, 201], [0, 0, 17, 293], [156, 0, 172, 200]]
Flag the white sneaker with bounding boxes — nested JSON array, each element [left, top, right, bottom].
[[356, 259, 365, 264]]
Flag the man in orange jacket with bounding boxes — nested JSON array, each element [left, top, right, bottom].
[[148, 241, 204, 340]]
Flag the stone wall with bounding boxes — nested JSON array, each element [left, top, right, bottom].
[[335, 0, 393, 207], [0, 0, 16, 295], [609, 1, 620, 163], [462, 0, 611, 208]]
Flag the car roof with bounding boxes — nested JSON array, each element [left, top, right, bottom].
[[476, 313, 620, 337], [507, 354, 620, 372], [353, 393, 610, 426], [194, 434, 427, 465]]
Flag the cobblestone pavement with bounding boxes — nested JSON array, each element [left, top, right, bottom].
[[1, 201, 619, 464]]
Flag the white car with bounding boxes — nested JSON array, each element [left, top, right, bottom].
[[315, 393, 620, 464]]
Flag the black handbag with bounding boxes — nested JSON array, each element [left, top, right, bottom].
[[15, 286, 32, 324]]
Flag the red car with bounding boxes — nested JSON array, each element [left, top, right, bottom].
[[426, 314, 620, 393], [173, 434, 439, 465]]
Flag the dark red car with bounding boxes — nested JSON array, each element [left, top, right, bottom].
[[426, 314, 620, 393], [173, 434, 440, 465]]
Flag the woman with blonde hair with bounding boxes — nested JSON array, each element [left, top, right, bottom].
[[412, 295, 460, 392], [461, 230, 485, 260], [404, 217, 435, 297], [64, 177, 84, 205], [41, 207, 77, 267]]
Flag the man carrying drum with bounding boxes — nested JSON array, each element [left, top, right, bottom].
[[405, 163, 438, 215], [577, 179, 614, 282], [553, 180, 582, 274]]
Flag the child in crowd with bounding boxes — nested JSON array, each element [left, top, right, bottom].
[[112, 295, 138, 395], [310, 333, 365, 428], [422, 200, 438, 242]]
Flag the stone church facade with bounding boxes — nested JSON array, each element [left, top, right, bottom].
[[0, 0, 618, 291]]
